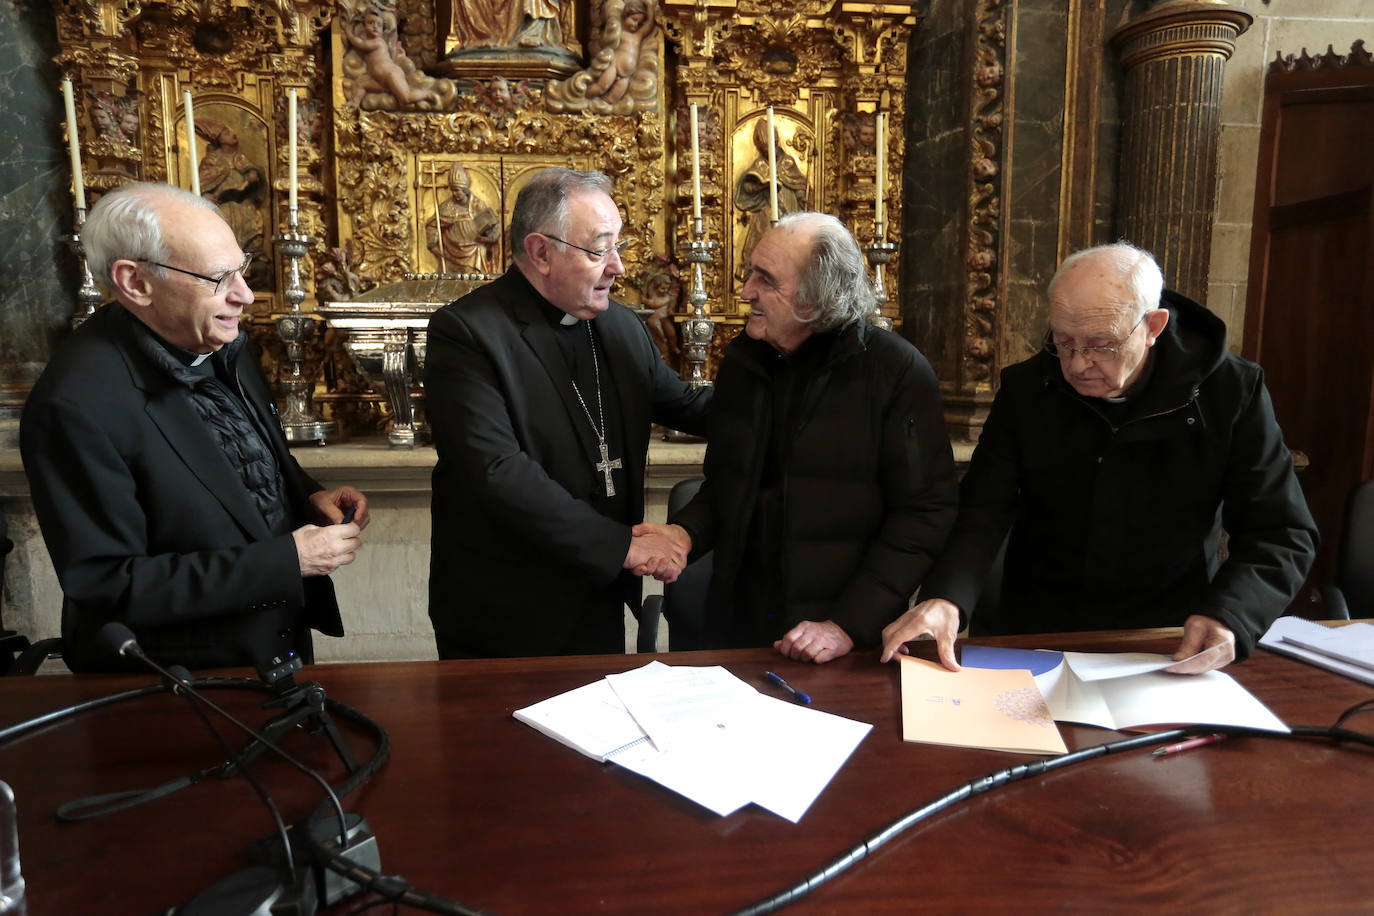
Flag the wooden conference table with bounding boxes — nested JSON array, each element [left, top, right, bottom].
[[0, 626, 1369, 915]]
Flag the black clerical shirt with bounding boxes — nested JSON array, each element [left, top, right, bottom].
[[534, 296, 631, 525]]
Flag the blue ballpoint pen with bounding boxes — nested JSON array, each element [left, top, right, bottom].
[[764, 671, 811, 705]]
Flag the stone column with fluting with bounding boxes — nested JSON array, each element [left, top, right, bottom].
[[1110, 0, 1251, 301]]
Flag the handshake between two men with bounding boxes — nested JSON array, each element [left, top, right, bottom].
[[621, 521, 856, 664]]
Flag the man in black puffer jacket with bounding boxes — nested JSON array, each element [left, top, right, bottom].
[[880, 243, 1317, 674], [655, 212, 958, 663]]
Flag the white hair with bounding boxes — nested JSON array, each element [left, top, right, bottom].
[[82, 182, 217, 283], [1049, 242, 1164, 320]]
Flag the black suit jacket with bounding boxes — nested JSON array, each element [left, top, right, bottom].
[[425, 268, 711, 656], [21, 303, 341, 672]]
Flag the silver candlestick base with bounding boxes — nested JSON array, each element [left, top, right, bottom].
[[63, 209, 103, 328], [678, 222, 717, 388], [864, 239, 898, 331], [273, 216, 337, 446]]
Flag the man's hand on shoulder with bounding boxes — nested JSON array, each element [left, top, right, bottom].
[[309, 486, 370, 529], [1165, 614, 1236, 674], [626, 523, 690, 583], [879, 599, 962, 671], [774, 620, 854, 665]]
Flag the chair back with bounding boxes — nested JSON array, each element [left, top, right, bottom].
[[663, 478, 713, 650], [1336, 479, 1374, 617], [0, 516, 33, 674], [0, 515, 10, 628]]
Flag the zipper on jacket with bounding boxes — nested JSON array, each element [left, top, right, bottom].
[[1066, 385, 1200, 435]]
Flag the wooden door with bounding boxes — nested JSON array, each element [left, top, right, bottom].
[[1243, 56, 1374, 606]]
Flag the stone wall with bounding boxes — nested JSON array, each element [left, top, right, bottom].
[[901, 0, 971, 382]]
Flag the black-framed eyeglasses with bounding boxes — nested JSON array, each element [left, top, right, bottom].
[[540, 234, 632, 264], [1043, 312, 1147, 363], [137, 253, 252, 295]]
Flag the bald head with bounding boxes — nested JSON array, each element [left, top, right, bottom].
[[1046, 243, 1169, 399], [1048, 243, 1163, 320]]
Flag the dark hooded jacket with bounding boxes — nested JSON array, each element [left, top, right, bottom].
[[921, 289, 1317, 659], [673, 319, 958, 648]]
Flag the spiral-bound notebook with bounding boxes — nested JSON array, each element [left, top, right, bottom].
[[1260, 616, 1374, 686]]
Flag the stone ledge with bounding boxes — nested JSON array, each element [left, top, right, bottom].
[[0, 436, 970, 481]]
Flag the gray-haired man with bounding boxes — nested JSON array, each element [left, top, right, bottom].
[[659, 212, 958, 663], [425, 167, 711, 658], [22, 182, 367, 673]]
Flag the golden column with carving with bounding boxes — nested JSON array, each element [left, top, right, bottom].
[[1110, 0, 1251, 299]]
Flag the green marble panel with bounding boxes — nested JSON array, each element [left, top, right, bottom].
[[0, 0, 73, 396]]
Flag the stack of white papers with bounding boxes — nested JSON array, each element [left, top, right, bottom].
[[1260, 616, 1374, 686], [514, 661, 871, 822], [961, 646, 1289, 733]]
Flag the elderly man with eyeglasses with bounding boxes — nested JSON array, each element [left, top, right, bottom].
[[22, 182, 369, 673], [425, 167, 711, 658], [654, 213, 958, 664], [880, 243, 1316, 674]]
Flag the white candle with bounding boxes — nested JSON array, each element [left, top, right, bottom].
[[184, 89, 199, 196], [60, 77, 86, 212], [875, 112, 886, 237], [288, 88, 299, 212], [689, 102, 702, 222], [766, 106, 778, 222]]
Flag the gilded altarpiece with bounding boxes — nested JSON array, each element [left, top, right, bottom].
[[53, 0, 917, 439], [55, 1, 329, 307]]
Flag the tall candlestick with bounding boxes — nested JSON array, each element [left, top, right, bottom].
[[689, 102, 702, 222], [875, 112, 886, 238], [287, 88, 299, 213], [60, 77, 86, 212], [183, 90, 200, 196], [766, 106, 778, 221]]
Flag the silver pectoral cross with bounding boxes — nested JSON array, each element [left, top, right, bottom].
[[595, 438, 622, 497]]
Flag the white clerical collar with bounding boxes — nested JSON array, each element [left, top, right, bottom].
[[560, 312, 579, 327], [190, 352, 212, 366]]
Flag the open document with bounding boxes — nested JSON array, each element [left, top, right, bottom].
[[961, 645, 1289, 733], [514, 662, 871, 822]]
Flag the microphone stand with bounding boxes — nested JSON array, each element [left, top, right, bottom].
[[111, 642, 381, 911], [109, 650, 351, 849], [161, 668, 317, 916], [221, 675, 360, 780]]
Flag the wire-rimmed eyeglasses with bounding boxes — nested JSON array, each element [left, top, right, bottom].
[[541, 234, 633, 264], [137, 253, 252, 295], [1043, 312, 1147, 363]]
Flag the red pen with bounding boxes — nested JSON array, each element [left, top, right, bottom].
[[1152, 733, 1226, 758]]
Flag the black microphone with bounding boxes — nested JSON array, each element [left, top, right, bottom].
[[98, 623, 379, 911], [159, 663, 311, 915]]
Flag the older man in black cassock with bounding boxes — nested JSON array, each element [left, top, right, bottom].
[[425, 167, 711, 658]]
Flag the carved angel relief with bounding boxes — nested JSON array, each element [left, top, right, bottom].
[[339, 0, 456, 110], [546, 0, 659, 115]]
